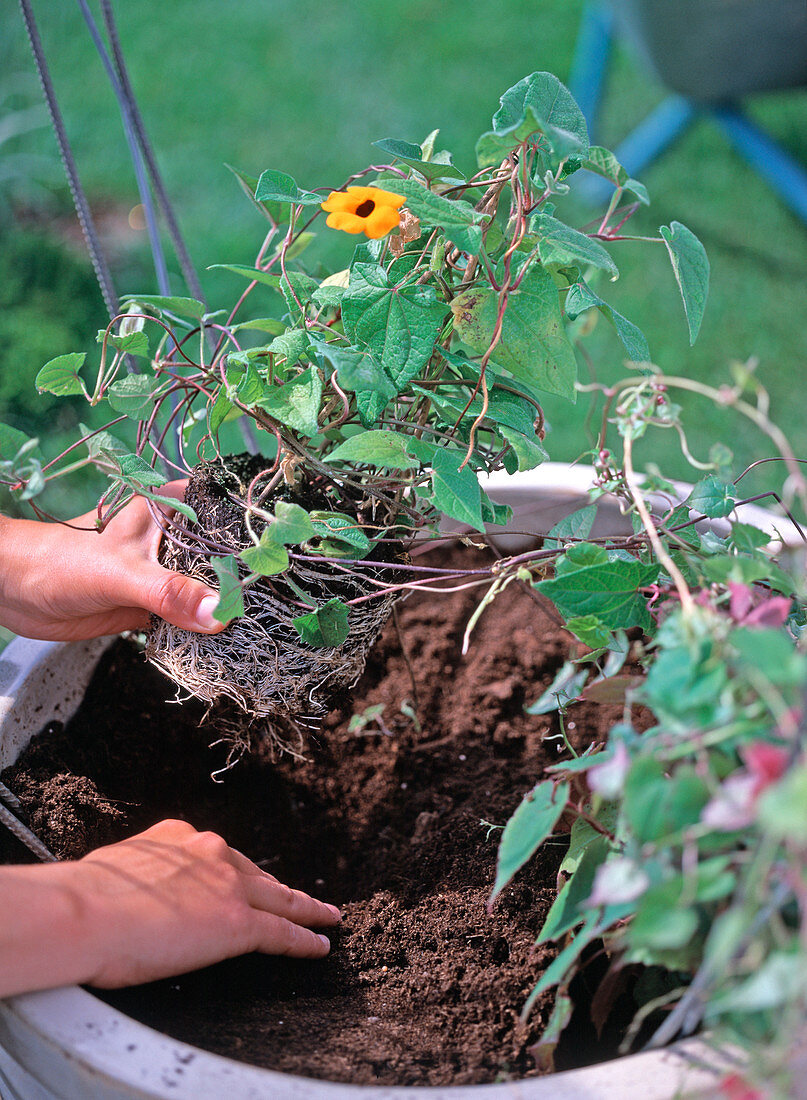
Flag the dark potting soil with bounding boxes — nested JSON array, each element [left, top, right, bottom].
[[1, 545, 636, 1087]]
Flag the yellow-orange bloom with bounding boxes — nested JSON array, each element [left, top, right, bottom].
[[321, 186, 406, 240]]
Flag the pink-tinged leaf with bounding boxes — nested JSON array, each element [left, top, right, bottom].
[[742, 596, 791, 629], [701, 774, 756, 832], [584, 857, 649, 908], [588, 741, 631, 800], [728, 581, 753, 622], [719, 1073, 764, 1100], [742, 742, 789, 790]]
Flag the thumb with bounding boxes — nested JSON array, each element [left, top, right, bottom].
[[136, 565, 228, 634]]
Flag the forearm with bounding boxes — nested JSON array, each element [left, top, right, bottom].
[[0, 863, 101, 997], [0, 494, 223, 641], [0, 515, 49, 627]]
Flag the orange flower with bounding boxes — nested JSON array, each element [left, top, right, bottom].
[[321, 186, 406, 240]]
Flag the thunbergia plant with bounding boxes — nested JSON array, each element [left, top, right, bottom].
[[487, 376, 807, 1088], [0, 71, 707, 741], [1, 68, 805, 1089]]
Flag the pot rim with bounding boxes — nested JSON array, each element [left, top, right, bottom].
[[0, 464, 745, 1098]]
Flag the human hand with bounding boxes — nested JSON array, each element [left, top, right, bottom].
[[67, 819, 339, 988], [0, 819, 340, 997], [0, 482, 226, 640]]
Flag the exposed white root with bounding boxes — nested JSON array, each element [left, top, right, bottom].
[[144, 464, 401, 753]]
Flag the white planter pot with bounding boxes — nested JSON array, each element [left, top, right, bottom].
[[0, 464, 770, 1100]]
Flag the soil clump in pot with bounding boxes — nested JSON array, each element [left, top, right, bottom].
[[146, 454, 404, 751], [1, 545, 639, 1086]]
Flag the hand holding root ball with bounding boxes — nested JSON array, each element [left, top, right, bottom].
[[0, 490, 341, 998], [0, 480, 227, 641]]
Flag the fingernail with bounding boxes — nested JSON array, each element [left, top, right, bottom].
[[326, 904, 342, 920], [318, 934, 331, 950], [196, 594, 221, 630]]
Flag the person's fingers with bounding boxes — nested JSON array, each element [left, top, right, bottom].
[[224, 846, 279, 880], [141, 818, 199, 841], [131, 564, 227, 634], [251, 912, 332, 958], [243, 875, 342, 927]]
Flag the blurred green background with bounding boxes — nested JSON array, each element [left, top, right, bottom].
[[2, 0, 806, 522]]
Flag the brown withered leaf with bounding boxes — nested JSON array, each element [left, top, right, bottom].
[[580, 675, 643, 706]]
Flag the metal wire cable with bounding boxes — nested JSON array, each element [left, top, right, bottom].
[[74, 0, 171, 297], [19, 0, 119, 320], [99, 0, 206, 305], [0, 798, 57, 863]]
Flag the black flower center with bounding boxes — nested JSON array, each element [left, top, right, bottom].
[[355, 199, 375, 217]]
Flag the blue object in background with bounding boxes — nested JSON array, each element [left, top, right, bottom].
[[570, 1, 807, 226]]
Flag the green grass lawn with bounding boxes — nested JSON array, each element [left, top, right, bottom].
[[3, 0, 807, 517]]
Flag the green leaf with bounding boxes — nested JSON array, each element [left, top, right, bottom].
[[531, 213, 618, 278], [121, 294, 206, 321], [490, 780, 570, 905], [256, 367, 323, 437], [560, 806, 618, 871], [660, 221, 710, 344], [341, 264, 448, 391], [210, 555, 245, 623], [728, 522, 770, 553], [702, 554, 795, 596], [758, 762, 807, 844], [0, 423, 39, 462], [292, 597, 350, 647], [581, 146, 627, 187], [392, 177, 476, 228], [230, 317, 286, 337], [226, 162, 291, 223], [107, 374, 164, 419], [477, 72, 589, 168], [565, 280, 650, 362], [537, 834, 611, 944], [131, 488, 198, 524], [623, 759, 709, 844], [423, 368, 539, 436], [565, 615, 612, 649], [310, 283, 345, 309], [536, 551, 659, 632], [309, 511, 372, 555], [240, 531, 290, 576], [97, 329, 150, 358], [525, 660, 588, 714], [254, 168, 321, 205], [452, 267, 577, 401], [581, 148, 650, 205], [624, 178, 650, 205], [310, 337, 397, 426], [431, 446, 485, 533], [236, 360, 266, 405], [208, 386, 235, 435], [707, 952, 807, 1017], [371, 138, 464, 181], [208, 263, 284, 288], [268, 329, 313, 364], [544, 503, 597, 550], [270, 501, 316, 544], [35, 353, 87, 397], [687, 475, 736, 518], [629, 880, 699, 953], [326, 430, 418, 469], [480, 493, 513, 528], [115, 452, 164, 487], [500, 426, 547, 471], [531, 990, 574, 1073], [522, 916, 601, 1017]]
